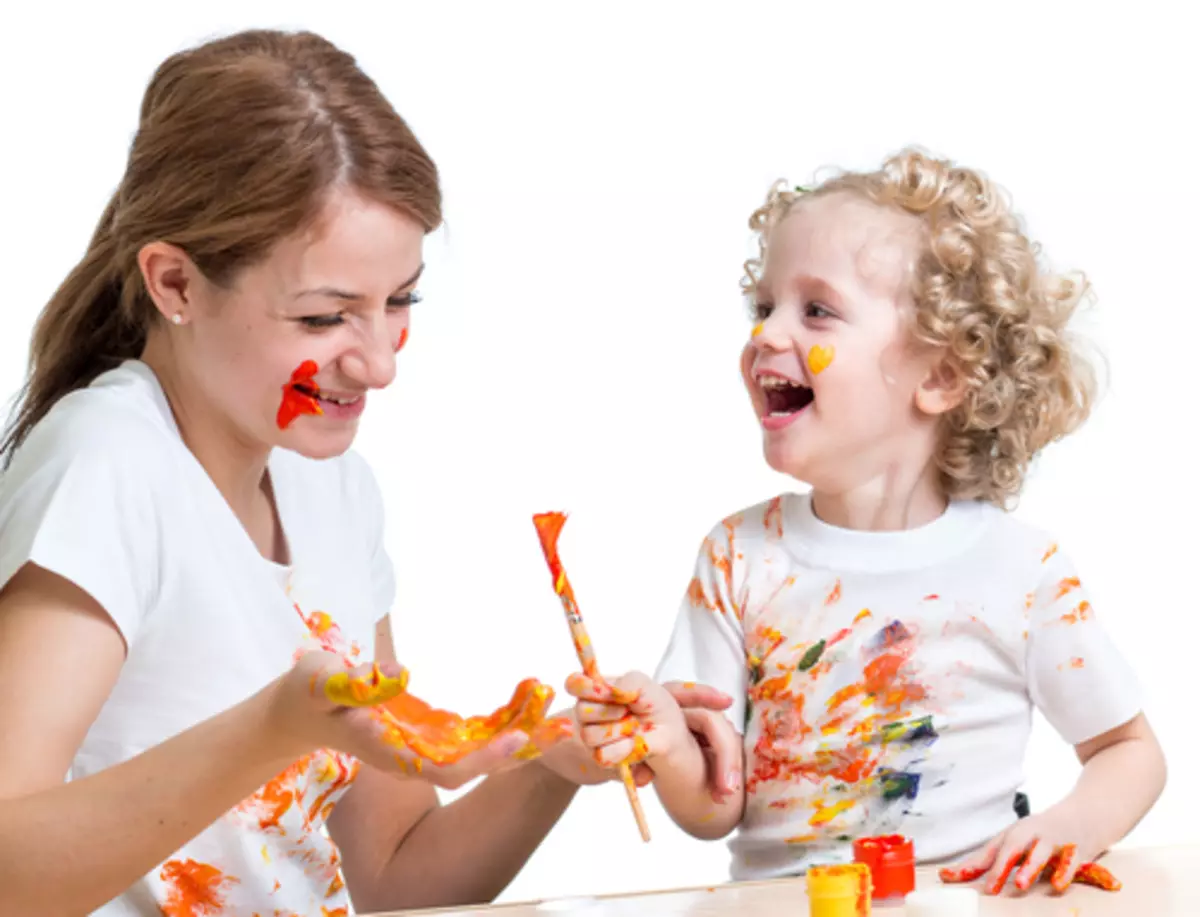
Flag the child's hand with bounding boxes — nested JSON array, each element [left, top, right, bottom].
[[566, 670, 691, 771], [940, 804, 1115, 895]]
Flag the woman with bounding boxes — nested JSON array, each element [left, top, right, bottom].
[[0, 29, 737, 916]]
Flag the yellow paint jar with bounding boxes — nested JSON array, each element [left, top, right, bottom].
[[806, 863, 872, 916]]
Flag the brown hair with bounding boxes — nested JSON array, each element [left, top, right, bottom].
[[742, 148, 1098, 508], [2, 29, 442, 463]]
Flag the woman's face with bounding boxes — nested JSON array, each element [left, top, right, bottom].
[[146, 187, 425, 461]]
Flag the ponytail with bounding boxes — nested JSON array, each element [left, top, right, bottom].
[[1, 191, 150, 465]]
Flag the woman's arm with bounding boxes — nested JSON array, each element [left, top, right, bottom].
[[328, 615, 579, 912], [0, 563, 301, 917]]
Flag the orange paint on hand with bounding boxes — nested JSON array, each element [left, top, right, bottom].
[[938, 863, 988, 883], [159, 859, 240, 917], [807, 344, 835, 375], [374, 676, 569, 765], [277, 360, 324, 429], [1074, 860, 1122, 891]]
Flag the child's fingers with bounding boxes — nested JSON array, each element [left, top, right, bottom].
[[1049, 844, 1079, 894], [939, 837, 1001, 884], [984, 839, 1032, 895], [580, 717, 641, 747], [663, 680, 732, 711], [575, 701, 628, 724], [630, 761, 654, 787], [1014, 839, 1054, 891], [591, 736, 638, 767], [680, 708, 742, 800], [565, 673, 637, 704]]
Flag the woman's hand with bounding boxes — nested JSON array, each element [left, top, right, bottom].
[[265, 652, 564, 790]]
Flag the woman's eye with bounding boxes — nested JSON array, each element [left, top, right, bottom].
[[300, 314, 344, 329], [387, 291, 423, 309]]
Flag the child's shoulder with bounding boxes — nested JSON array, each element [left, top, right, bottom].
[[970, 503, 1069, 570], [695, 491, 798, 545]]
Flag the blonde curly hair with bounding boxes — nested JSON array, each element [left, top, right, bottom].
[[741, 147, 1099, 508]]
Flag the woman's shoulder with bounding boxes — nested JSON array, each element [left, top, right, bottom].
[[3, 361, 182, 488]]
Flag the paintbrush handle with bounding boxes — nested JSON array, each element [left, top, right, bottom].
[[533, 511, 651, 842]]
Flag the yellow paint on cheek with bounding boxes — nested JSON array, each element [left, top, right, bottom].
[[751, 322, 764, 338], [807, 345, 835, 375]]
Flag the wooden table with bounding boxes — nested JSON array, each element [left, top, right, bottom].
[[370, 845, 1198, 915]]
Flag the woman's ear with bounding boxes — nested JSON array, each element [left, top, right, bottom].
[[915, 357, 966, 416], [137, 241, 199, 324]]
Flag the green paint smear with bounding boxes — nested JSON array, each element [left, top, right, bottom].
[[797, 639, 826, 672]]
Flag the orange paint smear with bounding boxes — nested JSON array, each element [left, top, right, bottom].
[[277, 360, 324, 429], [747, 616, 925, 794], [939, 845, 1121, 894], [395, 327, 409, 352], [159, 859, 240, 917], [1060, 601, 1092, 625], [807, 344, 835, 375], [374, 676, 570, 765], [763, 497, 784, 538]]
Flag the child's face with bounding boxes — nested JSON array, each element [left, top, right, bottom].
[[741, 192, 953, 493]]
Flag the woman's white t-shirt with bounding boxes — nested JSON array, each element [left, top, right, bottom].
[[0, 360, 395, 916]]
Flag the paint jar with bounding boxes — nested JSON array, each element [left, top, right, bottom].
[[852, 835, 915, 901], [806, 863, 872, 916], [902, 888, 979, 916]]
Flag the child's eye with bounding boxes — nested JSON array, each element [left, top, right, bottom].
[[753, 301, 774, 320], [805, 302, 834, 320]]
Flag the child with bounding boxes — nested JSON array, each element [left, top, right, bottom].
[[569, 148, 1166, 896]]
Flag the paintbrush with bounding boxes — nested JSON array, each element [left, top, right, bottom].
[[532, 511, 651, 843]]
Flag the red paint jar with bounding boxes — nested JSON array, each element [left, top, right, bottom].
[[852, 835, 916, 900]]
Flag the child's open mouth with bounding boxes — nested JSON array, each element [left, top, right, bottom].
[[761, 375, 814, 418]]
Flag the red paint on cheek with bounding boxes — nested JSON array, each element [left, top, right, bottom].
[[394, 327, 409, 353], [277, 360, 324, 430]]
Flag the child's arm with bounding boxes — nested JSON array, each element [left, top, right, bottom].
[[569, 672, 745, 840], [943, 540, 1166, 896], [944, 711, 1164, 895], [1066, 711, 1165, 849]]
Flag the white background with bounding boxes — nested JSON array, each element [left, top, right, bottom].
[[1, 0, 1196, 906]]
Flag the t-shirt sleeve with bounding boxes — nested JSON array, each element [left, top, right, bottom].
[[653, 524, 748, 733], [0, 425, 162, 646], [1024, 541, 1142, 746]]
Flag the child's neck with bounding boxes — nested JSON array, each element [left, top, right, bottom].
[[811, 464, 948, 533]]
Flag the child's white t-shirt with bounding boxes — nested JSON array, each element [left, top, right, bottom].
[[654, 492, 1142, 882], [0, 360, 395, 916]]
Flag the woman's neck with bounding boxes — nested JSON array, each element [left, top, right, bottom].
[[140, 347, 282, 561]]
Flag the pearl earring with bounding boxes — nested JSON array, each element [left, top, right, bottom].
[[170, 313, 184, 325]]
